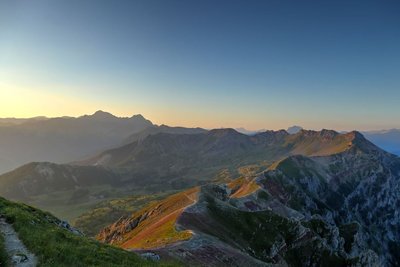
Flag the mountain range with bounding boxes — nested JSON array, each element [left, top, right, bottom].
[[0, 112, 400, 266], [97, 131, 400, 266], [238, 126, 400, 157], [0, 128, 364, 215]]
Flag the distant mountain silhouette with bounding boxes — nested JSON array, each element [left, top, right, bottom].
[[286, 125, 303, 134], [0, 111, 153, 174]]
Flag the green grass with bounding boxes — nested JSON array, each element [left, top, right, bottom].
[[74, 192, 175, 237], [0, 197, 178, 267], [0, 232, 8, 267], [98, 187, 199, 250], [205, 195, 298, 262], [25, 185, 126, 221]]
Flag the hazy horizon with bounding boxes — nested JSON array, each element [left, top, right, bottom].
[[1, 110, 399, 133]]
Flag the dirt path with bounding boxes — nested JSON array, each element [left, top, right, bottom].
[[0, 218, 37, 267]]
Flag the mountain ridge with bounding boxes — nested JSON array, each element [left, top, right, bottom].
[[97, 130, 400, 266]]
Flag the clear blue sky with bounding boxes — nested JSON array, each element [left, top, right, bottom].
[[0, 0, 399, 130]]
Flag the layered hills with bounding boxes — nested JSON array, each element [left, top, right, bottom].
[[1, 125, 399, 266], [80, 129, 357, 187], [0, 111, 153, 174], [0, 115, 207, 220], [0, 128, 371, 221], [98, 131, 400, 266]]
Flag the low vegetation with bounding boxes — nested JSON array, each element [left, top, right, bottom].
[[0, 197, 177, 267], [98, 188, 199, 250], [74, 192, 175, 236], [227, 164, 264, 198], [0, 232, 8, 267], [205, 195, 298, 261], [284, 239, 348, 267]]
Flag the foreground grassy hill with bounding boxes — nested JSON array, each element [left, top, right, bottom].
[[0, 197, 178, 267]]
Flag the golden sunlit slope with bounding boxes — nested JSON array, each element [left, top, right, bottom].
[[227, 165, 263, 198], [97, 187, 199, 249], [285, 129, 358, 156]]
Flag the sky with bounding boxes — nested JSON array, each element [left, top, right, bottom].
[[0, 0, 399, 131]]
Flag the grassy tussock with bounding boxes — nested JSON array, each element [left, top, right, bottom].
[[0, 232, 8, 267]]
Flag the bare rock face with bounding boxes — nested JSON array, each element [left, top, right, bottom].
[[57, 221, 83, 236], [140, 252, 160, 261]]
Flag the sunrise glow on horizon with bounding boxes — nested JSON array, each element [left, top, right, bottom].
[[1, 0, 399, 131]]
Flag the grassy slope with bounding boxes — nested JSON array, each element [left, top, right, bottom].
[[98, 188, 199, 250], [79, 164, 264, 239], [0, 197, 177, 267], [229, 177, 260, 198], [227, 165, 263, 198], [0, 232, 8, 267], [205, 195, 298, 261], [118, 188, 198, 249], [203, 192, 351, 266], [74, 192, 175, 237], [285, 131, 354, 156]]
